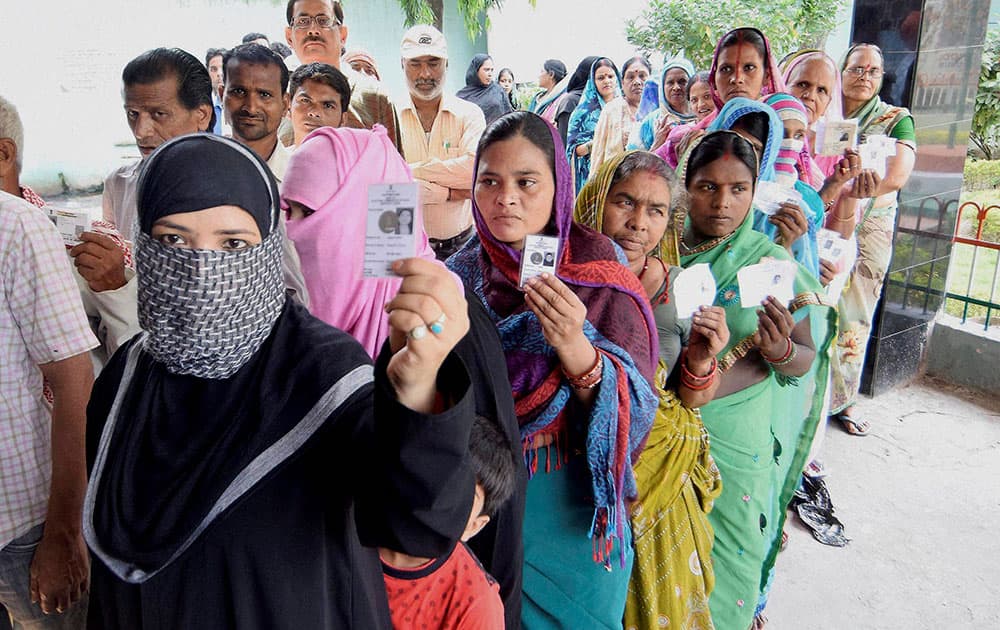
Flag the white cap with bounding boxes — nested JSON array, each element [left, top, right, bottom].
[[400, 24, 448, 60]]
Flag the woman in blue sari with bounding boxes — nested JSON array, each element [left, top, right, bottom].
[[449, 111, 658, 628], [566, 58, 622, 193], [629, 54, 697, 151], [706, 97, 824, 277]]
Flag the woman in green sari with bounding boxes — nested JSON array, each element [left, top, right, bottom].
[[675, 131, 836, 630], [575, 150, 729, 630], [826, 43, 916, 435]]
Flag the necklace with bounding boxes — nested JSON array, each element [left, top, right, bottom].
[[680, 231, 737, 256], [637, 256, 650, 281]]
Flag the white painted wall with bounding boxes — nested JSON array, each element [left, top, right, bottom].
[[486, 0, 652, 86], [0, 0, 484, 194]]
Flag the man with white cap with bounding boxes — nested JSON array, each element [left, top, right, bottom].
[[398, 25, 486, 260]]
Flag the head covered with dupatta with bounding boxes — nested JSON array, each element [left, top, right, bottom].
[[447, 111, 659, 567]]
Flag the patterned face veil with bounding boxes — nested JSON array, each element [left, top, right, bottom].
[[135, 134, 286, 379]]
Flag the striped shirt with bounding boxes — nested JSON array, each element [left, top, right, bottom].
[[0, 192, 98, 548]]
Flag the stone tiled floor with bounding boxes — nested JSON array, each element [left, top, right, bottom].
[[768, 377, 1000, 629]]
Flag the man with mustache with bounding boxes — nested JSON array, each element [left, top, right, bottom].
[[106, 47, 307, 311], [220, 44, 291, 181], [397, 25, 485, 260], [283, 0, 402, 151]]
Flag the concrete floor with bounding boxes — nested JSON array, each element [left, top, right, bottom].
[[767, 377, 1000, 629]]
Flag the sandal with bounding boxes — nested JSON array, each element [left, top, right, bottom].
[[832, 411, 870, 436]]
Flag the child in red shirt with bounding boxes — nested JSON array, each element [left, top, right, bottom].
[[381, 416, 517, 629]]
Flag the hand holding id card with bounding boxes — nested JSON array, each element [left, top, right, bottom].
[[817, 229, 857, 299], [753, 180, 804, 217], [518, 234, 559, 287], [672, 263, 717, 319], [364, 183, 418, 278], [47, 209, 91, 246], [737, 259, 797, 307], [859, 134, 896, 178]]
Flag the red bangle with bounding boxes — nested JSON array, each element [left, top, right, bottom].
[[563, 351, 603, 389], [680, 350, 717, 390], [763, 337, 795, 365]]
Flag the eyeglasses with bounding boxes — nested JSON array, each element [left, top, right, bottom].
[[844, 66, 883, 79], [291, 15, 341, 30]]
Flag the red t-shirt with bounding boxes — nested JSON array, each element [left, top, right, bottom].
[[382, 542, 504, 630]]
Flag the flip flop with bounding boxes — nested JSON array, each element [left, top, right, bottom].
[[832, 411, 870, 436]]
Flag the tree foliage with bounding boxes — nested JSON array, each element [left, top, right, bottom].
[[624, 0, 845, 70], [394, 0, 535, 41], [971, 27, 1000, 160]]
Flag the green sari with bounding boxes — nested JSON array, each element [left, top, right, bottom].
[[829, 88, 915, 414], [676, 163, 837, 630]]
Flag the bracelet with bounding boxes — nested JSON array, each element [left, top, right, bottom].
[[763, 337, 797, 366], [563, 352, 603, 389], [823, 198, 837, 211], [829, 214, 854, 223], [680, 351, 718, 391]]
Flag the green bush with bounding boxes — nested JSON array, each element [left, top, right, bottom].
[[625, 0, 846, 69], [962, 159, 1000, 190]]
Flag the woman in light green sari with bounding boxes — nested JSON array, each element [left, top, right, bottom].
[[826, 43, 917, 435], [576, 150, 729, 630], [675, 131, 836, 629]]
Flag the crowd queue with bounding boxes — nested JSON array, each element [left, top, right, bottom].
[[0, 0, 916, 628]]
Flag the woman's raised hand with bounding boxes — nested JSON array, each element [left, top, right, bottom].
[[752, 296, 796, 360], [770, 202, 810, 252], [524, 273, 588, 351], [687, 306, 730, 369], [384, 258, 470, 413], [524, 273, 602, 380]]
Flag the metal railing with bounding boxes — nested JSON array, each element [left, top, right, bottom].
[[946, 200, 1000, 329]]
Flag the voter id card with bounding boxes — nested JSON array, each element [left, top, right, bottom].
[[364, 183, 418, 278], [737, 259, 797, 307], [47, 209, 91, 246], [815, 119, 858, 157], [672, 263, 717, 319], [519, 234, 559, 287]]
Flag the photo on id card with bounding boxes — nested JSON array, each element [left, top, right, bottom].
[[519, 234, 559, 288], [364, 183, 418, 277]]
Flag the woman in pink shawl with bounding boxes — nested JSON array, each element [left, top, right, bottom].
[[656, 27, 785, 168], [280, 125, 438, 358]]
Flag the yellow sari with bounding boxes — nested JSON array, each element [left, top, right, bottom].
[[575, 152, 722, 630]]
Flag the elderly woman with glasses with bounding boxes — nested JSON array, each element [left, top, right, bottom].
[[825, 43, 916, 437]]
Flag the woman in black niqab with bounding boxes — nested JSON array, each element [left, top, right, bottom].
[[83, 133, 477, 630]]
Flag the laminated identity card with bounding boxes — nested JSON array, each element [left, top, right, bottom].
[[858, 134, 897, 178], [815, 119, 858, 157], [518, 234, 559, 287], [672, 263, 717, 319], [817, 229, 858, 300], [753, 180, 804, 216], [364, 182, 418, 278], [47, 209, 91, 246], [737, 259, 797, 307]]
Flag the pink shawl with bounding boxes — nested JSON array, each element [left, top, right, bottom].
[[656, 27, 785, 167], [281, 125, 438, 358]]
